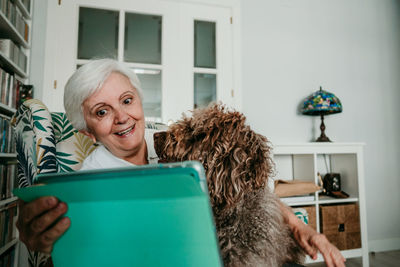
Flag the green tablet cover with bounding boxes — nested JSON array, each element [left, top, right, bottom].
[[14, 161, 222, 267]]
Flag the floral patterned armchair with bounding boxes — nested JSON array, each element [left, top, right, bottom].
[[12, 99, 97, 187], [12, 99, 166, 267]]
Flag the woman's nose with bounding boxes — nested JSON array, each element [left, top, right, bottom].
[[114, 109, 129, 124]]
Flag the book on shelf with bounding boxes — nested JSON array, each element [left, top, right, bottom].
[[0, 0, 30, 40], [0, 164, 17, 200], [0, 39, 13, 59], [280, 194, 315, 204], [0, 116, 16, 154], [0, 247, 16, 266], [0, 202, 17, 248], [0, 66, 27, 109], [0, 38, 27, 72]]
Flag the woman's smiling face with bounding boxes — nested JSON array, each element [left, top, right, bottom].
[[81, 72, 146, 162]]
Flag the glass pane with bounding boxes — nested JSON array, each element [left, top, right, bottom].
[[125, 13, 162, 64], [194, 73, 216, 109], [194, 20, 216, 68], [134, 69, 162, 121], [78, 7, 119, 59]]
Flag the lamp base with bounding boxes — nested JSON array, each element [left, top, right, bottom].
[[316, 114, 332, 142], [316, 134, 331, 142]]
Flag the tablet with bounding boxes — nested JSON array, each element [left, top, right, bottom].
[[14, 161, 222, 267]]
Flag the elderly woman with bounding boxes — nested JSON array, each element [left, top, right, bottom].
[[16, 59, 345, 267], [64, 58, 159, 169]]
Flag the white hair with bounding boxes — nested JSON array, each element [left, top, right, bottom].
[[64, 58, 143, 131]]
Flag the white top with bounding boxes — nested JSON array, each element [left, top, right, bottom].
[[80, 129, 160, 170]]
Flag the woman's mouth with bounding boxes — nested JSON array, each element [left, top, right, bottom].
[[115, 124, 135, 136]]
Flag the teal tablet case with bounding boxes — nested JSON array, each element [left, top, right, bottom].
[[14, 161, 222, 267]]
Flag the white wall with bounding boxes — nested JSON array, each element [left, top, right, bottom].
[[241, 0, 400, 251], [29, 0, 48, 101]]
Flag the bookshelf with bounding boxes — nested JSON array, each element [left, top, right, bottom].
[[0, 0, 32, 266], [272, 143, 369, 267]]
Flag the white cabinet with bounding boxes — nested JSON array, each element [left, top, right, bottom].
[[39, 0, 239, 123], [272, 143, 369, 266]]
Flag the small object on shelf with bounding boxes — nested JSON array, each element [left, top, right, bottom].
[[301, 86, 342, 142], [274, 179, 321, 197], [323, 173, 349, 199], [293, 207, 309, 224], [293, 206, 317, 230], [19, 84, 33, 105]]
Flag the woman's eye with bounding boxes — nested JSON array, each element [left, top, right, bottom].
[[123, 98, 132, 104], [96, 109, 107, 117]]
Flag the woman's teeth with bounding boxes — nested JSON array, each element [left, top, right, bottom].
[[116, 125, 134, 136]]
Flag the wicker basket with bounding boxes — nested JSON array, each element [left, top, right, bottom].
[[320, 203, 361, 250]]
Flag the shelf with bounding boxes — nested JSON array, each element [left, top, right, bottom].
[[281, 195, 316, 206], [273, 143, 365, 155], [284, 197, 359, 207], [15, 0, 31, 20], [0, 103, 17, 117], [287, 201, 316, 207], [318, 195, 359, 205], [0, 153, 17, 165], [0, 238, 18, 256], [0, 51, 28, 78], [273, 143, 368, 266], [0, 11, 29, 48], [0, 197, 18, 208]]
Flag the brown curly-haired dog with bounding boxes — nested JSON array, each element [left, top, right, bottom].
[[154, 104, 305, 267]]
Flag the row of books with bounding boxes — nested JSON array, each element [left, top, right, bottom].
[[0, 203, 17, 250], [0, 0, 30, 42], [0, 164, 16, 200], [0, 67, 31, 109], [0, 117, 16, 154], [0, 39, 28, 73], [0, 246, 15, 267], [0, 68, 19, 108]]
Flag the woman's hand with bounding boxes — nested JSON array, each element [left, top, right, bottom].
[[16, 196, 71, 254], [291, 217, 346, 267], [280, 203, 346, 267]]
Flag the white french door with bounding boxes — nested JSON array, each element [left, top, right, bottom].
[[42, 0, 234, 123]]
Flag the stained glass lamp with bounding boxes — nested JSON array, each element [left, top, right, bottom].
[[301, 86, 342, 142]]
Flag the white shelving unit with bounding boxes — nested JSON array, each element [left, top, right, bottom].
[[0, 0, 33, 266], [272, 143, 369, 267]]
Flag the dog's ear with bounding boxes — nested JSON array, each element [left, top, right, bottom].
[[153, 131, 167, 158]]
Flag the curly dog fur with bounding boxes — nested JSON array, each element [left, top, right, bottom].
[[154, 104, 305, 267]]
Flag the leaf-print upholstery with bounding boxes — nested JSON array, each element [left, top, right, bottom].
[[12, 99, 96, 186]]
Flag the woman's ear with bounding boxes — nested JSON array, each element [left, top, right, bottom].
[[79, 130, 97, 144]]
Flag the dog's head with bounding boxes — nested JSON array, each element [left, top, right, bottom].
[[154, 104, 274, 209]]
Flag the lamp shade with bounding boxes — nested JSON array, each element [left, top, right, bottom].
[[301, 87, 342, 116]]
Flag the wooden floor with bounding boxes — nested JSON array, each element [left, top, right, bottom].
[[307, 250, 400, 267]]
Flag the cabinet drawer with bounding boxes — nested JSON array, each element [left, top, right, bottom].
[[320, 203, 361, 250]]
